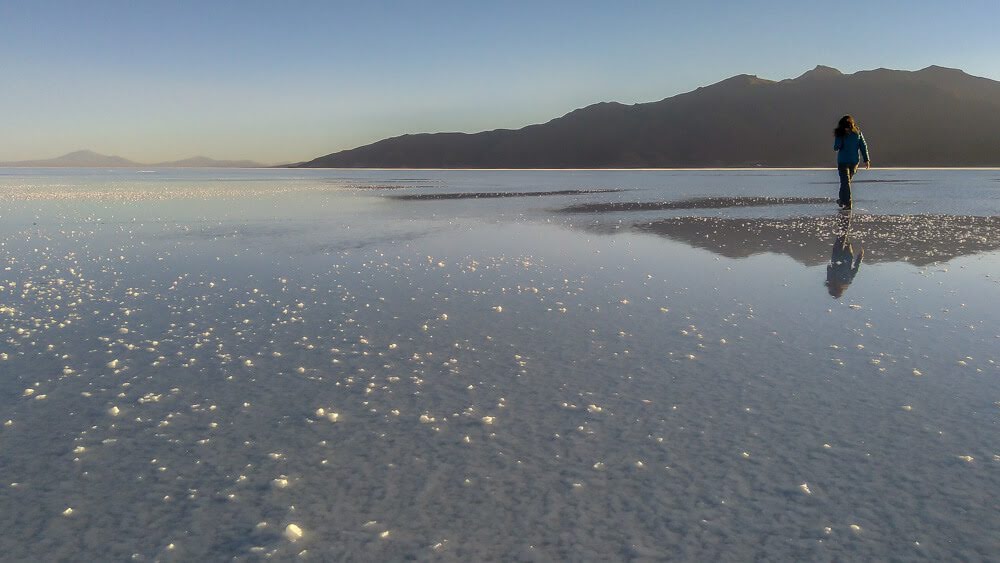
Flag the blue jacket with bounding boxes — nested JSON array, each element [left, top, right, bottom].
[[834, 131, 869, 165]]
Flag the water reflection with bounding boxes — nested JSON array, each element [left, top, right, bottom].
[[613, 214, 1000, 266], [826, 212, 863, 298]]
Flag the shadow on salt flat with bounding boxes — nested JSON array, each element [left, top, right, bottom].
[[302, 228, 442, 254], [807, 179, 927, 185], [388, 188, 623, 201], [178, 225, 300, 240]]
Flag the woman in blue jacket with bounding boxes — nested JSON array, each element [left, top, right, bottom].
[[833, 115, 870, 210]]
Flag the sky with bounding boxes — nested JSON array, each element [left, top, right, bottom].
[[2, 0, 999, 164]]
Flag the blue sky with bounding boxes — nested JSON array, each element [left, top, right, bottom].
[[2, 0, 998, 163]]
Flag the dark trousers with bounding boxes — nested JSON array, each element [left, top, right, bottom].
[[838, 163, 859, 206]]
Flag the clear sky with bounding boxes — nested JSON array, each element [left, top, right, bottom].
[[3, 0, 999, 164]]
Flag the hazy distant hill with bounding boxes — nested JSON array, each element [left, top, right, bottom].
[[1, 149, 140, 167], [0, 150, 266, 168], [295, 65, 1000, 168]]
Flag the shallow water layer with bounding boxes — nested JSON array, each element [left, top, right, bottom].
[[0, 168, 998, 561]]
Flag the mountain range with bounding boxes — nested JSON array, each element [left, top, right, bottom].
[[0, 150, 266, 168], [294, 65, 1000, 168]]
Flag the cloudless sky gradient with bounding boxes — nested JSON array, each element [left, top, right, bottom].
[[2, 0, 999, 163]]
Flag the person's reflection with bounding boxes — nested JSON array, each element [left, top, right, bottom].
[[826, 213, 863, 298]]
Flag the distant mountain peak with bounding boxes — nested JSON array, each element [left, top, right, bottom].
[[695, 73, 774, 93], [917, 64, 964, 75], [720, 73, 772, 86], [795, 65, 843, 80], [0, 150, 266, 168], [38, 150, 137, 166]]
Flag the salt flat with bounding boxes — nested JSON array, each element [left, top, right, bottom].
[[0, 168, 998, 560]]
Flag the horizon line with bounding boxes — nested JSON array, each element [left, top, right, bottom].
[[3, 166, 1000, 171]]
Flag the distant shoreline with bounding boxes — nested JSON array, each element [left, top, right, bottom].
[[2, 166, 999, 171], [0, 166, 279, 170], [275, 166, 1000, 171]]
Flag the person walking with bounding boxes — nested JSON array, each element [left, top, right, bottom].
[[833, 115, 870, 210]]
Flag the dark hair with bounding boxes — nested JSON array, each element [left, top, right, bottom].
[[826, 280, 847, 298], [834, 115, 858, 138]]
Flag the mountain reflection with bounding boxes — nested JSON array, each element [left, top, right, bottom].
[[611, 214, 1000, 266]]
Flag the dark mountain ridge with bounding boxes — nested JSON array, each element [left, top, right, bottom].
[[296, 65, 1000, 168]]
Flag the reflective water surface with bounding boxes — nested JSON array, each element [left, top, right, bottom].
[[1, 168, 998, 560]]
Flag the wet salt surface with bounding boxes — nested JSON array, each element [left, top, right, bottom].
[[390, 188, 622, 200], [1, 168, 999, 561], [558, 196, 834, 213]]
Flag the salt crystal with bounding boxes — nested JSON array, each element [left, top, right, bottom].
[[284, 523, 304, 541]]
